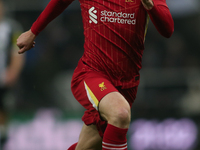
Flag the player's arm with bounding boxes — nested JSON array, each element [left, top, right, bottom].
[[141, 0, 174, 38], [17, 0, 74, 54]]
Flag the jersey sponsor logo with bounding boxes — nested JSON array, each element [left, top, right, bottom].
[[89, 7, 136, 25], [89, 7, 98, 24], [100, 10, 136, 25], [99, 82, 107, 91]]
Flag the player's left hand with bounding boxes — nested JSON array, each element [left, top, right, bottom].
[[141, 0, 154, 10]]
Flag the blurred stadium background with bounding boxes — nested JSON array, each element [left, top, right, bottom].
[[1, 0, 200, 149]]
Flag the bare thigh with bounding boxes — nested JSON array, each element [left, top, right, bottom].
[[75, 123, 102, 150]]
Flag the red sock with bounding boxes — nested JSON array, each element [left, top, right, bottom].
[[67, 142, 77, 150], [102, 124, 128, 150]]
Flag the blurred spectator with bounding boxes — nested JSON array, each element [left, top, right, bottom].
[[0, 0, 24, 148]]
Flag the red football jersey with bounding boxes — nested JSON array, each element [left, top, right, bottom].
[[31, 0, 174, 89], [79, 0, 147, 88]]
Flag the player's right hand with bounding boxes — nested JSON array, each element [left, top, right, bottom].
[[17, 29, 36, 54], [141, 0, 154, 10]]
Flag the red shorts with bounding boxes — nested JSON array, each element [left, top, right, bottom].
[[71, 60, 138, 137]]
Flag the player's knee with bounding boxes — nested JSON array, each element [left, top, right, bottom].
[[109, 107, 131, 127], [99, 92, 131, 127]]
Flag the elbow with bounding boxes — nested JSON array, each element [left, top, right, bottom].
[[163, 19, 174, 38], [163, 27, 174, 38], [160, 21, 174, 38]]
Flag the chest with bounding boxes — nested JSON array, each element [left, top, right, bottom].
[[80, 0, 144, 25]]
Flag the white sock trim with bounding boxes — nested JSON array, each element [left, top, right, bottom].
[[102, 145, 127, 150], [102, 142, 127, 147]]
